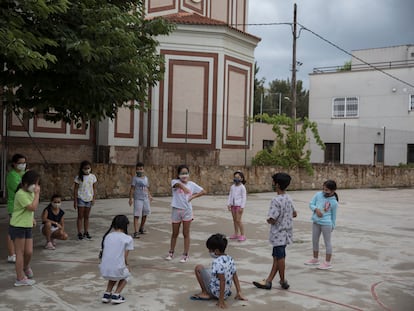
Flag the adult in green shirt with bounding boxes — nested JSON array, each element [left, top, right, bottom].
[[5, 153, 27, 263], [9, 170, 40, 286]]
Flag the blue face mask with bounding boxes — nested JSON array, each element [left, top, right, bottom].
[[233, 178, 241, 184], [136, 171, 143, 177]]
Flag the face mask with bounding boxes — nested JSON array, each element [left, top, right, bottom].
[[209, 252, 219, 259], [233, 178, 241, 184], [83, 168, 91, 174], [179, 173, 189, 181], [16, 163, 26, 171], [27, 184, 36, 192], [272, 184, 276, 191], [52, 202, 61, 209], [324, 192, 332, 197], [136, 171, 143, 177]]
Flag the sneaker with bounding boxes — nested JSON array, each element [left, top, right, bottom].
[[7, 254, 16, 263], [83, 232, 92, 240], [24, 267, 34, 279], [165, 251, 174, 261], [280, 280, 290, 289], [45, 242, 55, 250], [139, 228, 146, 234], [133, 232, 140, 239], [304, 258, 320, 265], [238, 235, 246, 241], [229, 234, 239, 239], [111, 294, 126, 304], [14, 277, 36, 287], [77, 232, 83, 240], [52, 239, 57, 247], [253, 279, 272, 290], [317, 262, 332, 270], [179, 254, 189, 263], [102, 292, 112, 303]]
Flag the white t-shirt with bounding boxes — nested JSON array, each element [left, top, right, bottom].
[[171, 179, 203, 210], [99, 231, 134, 280], [227, 184, 247, 208], [74, 174, 97, 202], [209, 255, 236, 299]]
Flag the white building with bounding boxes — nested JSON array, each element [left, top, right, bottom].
[[308, 45, 414, 166]]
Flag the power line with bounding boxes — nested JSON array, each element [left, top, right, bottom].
[[232, 22, 414, 89]]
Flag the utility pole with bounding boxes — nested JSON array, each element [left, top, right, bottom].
[[291, 3, 297, 130]]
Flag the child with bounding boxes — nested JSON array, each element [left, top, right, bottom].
[[253, 172, 296, 290], [99, 215, 134, 304], [6, 153, 27, 263], [165, 165, 206, 263], [128, 162, 153, 238], [41, 194, 68, 250], [9, 170, 40, 286], [191, 233, 247, 308], [73, 160, 97, 240], [304, 180, 338, 270], [227, 170, 247, 241]]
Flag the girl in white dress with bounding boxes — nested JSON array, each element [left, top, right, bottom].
[[99, 215, 133, 304]]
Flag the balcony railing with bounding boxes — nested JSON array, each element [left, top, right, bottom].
[[312, 59, 414, 74]]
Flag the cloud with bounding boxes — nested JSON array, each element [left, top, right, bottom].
[[248, 0, 414, 88]]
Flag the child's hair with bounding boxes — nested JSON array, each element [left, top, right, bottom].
[[206, 233, 228, 253], [323, 180, 339, 201], [100, 215, 130, 259], [234, 170, 246, 185], [176, 164, 189, 178], [136, 162, 144, 168], [272, 172, 291, 191], [11, 153, 26, 166], [16, 170, 40, 192], [78, 160, 92, 182]]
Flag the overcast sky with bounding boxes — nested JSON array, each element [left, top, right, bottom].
[[248, 0, 414, 89]]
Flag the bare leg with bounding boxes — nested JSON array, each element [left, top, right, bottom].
[[23, 238, 33, 271], [42, 222, 52, 242], [236, 209, 244, 236], [7, 233, 15, 257], [114, 279, 127, 294], [106, 280, 117, 292], [51, 229, 68, 241], [231, 211, 238, 235], [169, 222, 181, 252], [13, 238, 26, 280], [266, 257, 279, 283], [182, 221, 191, 254], [139, 215, 147, 231], [277, 258, 286, 283], [194, 264, 210, 298], [77, 206, 85, 234], [83, 207, 91, 233], [134, 216, 139, 233]]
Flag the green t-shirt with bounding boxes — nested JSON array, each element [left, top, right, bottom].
[[10, 189, 35, 228], [6, 169, 24, 214]]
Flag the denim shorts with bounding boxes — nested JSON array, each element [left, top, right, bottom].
[[9, 226, 33, 240], [272, 245, 287, 259], [77, 198, 92, 208]]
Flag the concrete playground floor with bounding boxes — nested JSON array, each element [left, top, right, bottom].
[[1, 188, 414, 311]]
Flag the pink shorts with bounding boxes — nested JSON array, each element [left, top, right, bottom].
[[171, 207, 193, 223], [230, 206, 242, 213]]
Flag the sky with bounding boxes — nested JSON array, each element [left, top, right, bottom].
[[248, 0, 414, 89]]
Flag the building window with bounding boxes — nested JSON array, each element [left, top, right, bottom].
[[324, 143, 340, 163], [374, 144, 384, 165], [408, 144, 414, 164], [409, 95, 414, 111], [333, 97, 359, 118], [263, 140, 274, 151]]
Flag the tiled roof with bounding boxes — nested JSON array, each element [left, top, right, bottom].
[[153, 12, 261, 41]]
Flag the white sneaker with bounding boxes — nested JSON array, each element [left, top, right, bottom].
[[7, 254, 16, 263], [165, 252, 174, 261], [179, 255, 189, 263], [304, 258, 320, 265], [14, 277, 36, 287]]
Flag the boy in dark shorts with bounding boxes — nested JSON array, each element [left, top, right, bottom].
[[253, 172, 297, 290]]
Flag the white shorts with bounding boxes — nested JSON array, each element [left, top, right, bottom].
[[133, 199, 150, 217], [171, 207, 193, 223], [40, 224, 59, 233]]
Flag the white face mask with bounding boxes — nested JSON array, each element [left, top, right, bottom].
[[16, 163, 26, 171], [27, 184, 36, 193], [52, 202, 61, 209], [209, 252, 219, 259], [179, 173, 189, 181]]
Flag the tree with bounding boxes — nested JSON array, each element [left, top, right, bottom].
[[253, 61, 265, 116], [251, 114, 325, 174], [0, 0, 173, 123]]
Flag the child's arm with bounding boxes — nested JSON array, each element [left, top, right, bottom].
[[173, 182, 191, 194], [26, 184, 40, 212], [129, 185, 135, 206], [189, 189, 206, 202], [310, 194, 323, 217], [240, 185, 247, 209], [232, 272, 247, 301], [124, 250, 131, 271], [216, 273, 227, 309], [331, 202, 338, 230], [73, 182, 79, 210], [92, 180, 97, 205]]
